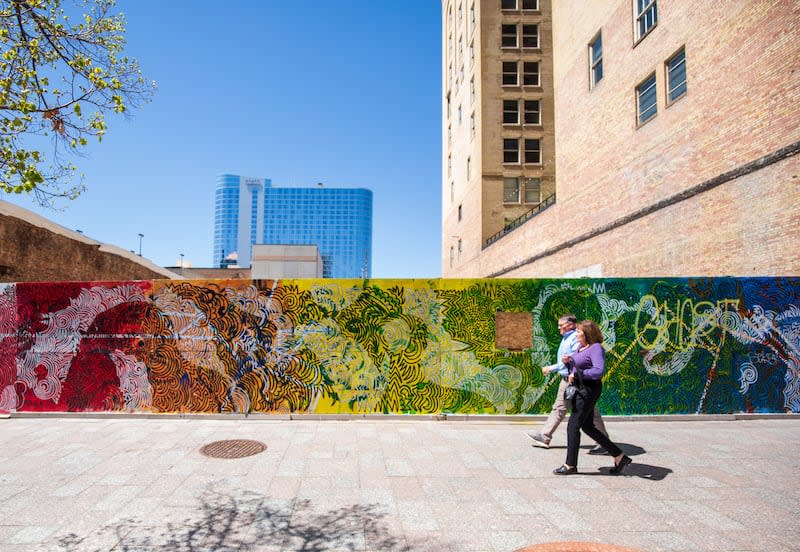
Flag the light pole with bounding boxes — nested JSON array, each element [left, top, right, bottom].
[[137, 233, 144, 256], [179, 253, 184, 275]]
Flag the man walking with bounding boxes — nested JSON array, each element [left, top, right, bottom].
[[527, 314, 610, 453]]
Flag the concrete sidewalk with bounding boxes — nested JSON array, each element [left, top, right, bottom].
[[0, 416, 798, 551]]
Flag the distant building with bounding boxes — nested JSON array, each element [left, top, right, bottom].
[[443, 0, 800, 277], [213, 174, 373, 278]]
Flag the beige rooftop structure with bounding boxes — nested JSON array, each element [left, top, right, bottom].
[[251, 244, 324, 279]]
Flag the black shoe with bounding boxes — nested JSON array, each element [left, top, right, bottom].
[[610, 455, 632, 474], [587, 445, 608, 455], [553, 465, 577, 475]]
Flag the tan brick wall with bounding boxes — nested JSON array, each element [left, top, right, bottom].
[[452, 0, 800, 278]]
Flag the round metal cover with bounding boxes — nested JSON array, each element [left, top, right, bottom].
[[200, 439, 266, 459]]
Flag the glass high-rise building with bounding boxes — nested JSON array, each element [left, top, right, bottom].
[[213, 174, 373, 278]]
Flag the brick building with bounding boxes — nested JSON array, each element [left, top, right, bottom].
[[443, 0, 800, 277]]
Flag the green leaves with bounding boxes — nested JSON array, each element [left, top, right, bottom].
[[0, 0, 155, 206]]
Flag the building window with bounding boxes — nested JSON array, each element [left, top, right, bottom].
[[636, 73, 657, 125], [502, 61, 518, 86], [503, 177, 520, 203], [524, 138, 541, 164], [448, 154, 452, 175], [450, 246, 454, 267], [450, 181, 454, 203], [666, 47, 687, 103], [470, 113, 475, 138], [447, 94, 451, 119], [503, 100, 520, 125], [522, 0, 539, 10], [589, 32, 603, 89], [458, 238, 462, 254], [524, 100, 540, 125], [458, 104, 462, 125], [523, 62, 540, 86], [502, 24, 518, 48], [522, 25, 539, 49], [467, 157, 471, 180], [524, 177, 541, 203], [503, 139, 520, 164], [470, 77, 475, 103], [469, 42, 474, 67], [635, 0, 658, 42], [501, 0, 517, 10], [448, 124, 451, 147], [458, 203, 462, 221]]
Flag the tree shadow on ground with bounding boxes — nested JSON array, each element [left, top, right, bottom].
[[56, 488, 419, 551]]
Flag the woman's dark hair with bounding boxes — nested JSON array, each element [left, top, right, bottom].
[[578, 320, 604, 345]]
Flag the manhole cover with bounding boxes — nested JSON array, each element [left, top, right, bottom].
[[200, 439, 267, 459]]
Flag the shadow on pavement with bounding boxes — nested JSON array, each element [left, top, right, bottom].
[[593, 462, 673, 480], [56, 488, 418, 552]]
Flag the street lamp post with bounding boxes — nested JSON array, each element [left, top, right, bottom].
[[137, 233, 144, 256], [179, 253, 184, 275]]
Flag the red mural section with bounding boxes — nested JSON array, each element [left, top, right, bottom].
[[11, 281, 152, 412]]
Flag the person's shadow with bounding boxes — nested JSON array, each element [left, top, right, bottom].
[[572, 442, 673, 480]]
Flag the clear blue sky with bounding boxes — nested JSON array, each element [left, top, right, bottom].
[[6, 1, 443, 278]]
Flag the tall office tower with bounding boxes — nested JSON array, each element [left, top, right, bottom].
[[213, 174, 373, 278], [442, 0, 556, 277], [443, 0, 800, 278]]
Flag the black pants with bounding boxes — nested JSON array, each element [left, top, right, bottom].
[[565, 380, 622, 467]]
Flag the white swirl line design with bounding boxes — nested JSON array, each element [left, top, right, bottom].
[[16, 284, 148, 403]]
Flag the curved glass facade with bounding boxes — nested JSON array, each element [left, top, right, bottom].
[[213, 174, 241, 267], [213, 175, 373, 278]]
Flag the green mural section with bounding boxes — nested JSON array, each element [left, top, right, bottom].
[[0, 277, 797, 415]]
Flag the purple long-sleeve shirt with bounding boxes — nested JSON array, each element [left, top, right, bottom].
[[567, 342, 605, 380]]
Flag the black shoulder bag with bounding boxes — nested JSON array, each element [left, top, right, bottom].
[[563, 365, 585, 401]]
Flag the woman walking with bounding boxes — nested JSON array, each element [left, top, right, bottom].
[[553, 320, 632, 475]]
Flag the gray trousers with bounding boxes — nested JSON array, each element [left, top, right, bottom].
[[540, 377, 608, 444]]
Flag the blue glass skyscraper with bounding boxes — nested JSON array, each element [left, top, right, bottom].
[[213, 174, 373, 278]]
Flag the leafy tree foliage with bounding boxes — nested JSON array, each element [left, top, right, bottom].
[[0, 0, 154, 205]]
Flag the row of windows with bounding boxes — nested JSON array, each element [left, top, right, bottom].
[[503, 138, 541, 165], [503, 177, 541, 204], [636, 48, 686, 125], [501, 0, 539, 10], [501, 23, 539, 49], [503, 99, 541, 126], [585, 2, 685, 125], [502, 60, 540, 87]]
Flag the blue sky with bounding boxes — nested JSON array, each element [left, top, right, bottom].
[[6, 1, 443, 278]]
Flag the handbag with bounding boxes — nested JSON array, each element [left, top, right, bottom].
[[563, 366, 585, 401], [564, 383, 579, 400]]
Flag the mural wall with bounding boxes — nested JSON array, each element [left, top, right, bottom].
[[0, 277, 797, 415]]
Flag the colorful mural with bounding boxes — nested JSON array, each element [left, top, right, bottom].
[[0, 277, 797, 415]]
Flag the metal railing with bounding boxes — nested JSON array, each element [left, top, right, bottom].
[[483, 192, 556, 248]]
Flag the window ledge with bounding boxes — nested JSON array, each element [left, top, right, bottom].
[[633, 23, 657, 48]]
